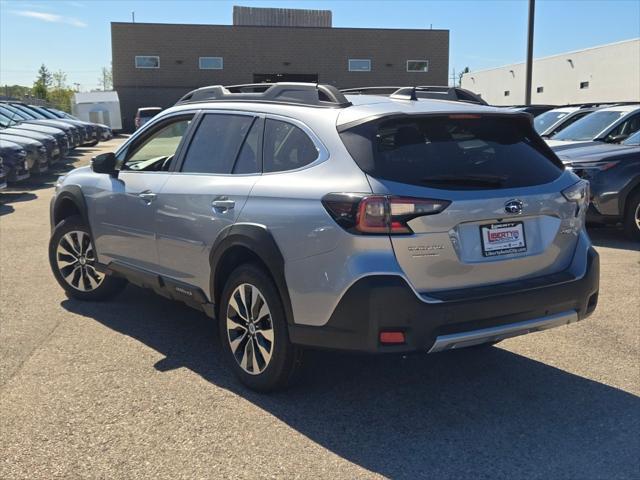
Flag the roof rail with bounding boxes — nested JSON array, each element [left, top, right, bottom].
[[340, 86, 405, 96], [563, 101, 638, 109], [176, 83, 352, 108], [340, 85, 487, 105]]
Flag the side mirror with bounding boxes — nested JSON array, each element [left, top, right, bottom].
[[91, 152, 118, 176]]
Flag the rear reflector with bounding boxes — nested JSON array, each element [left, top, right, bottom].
[[379, 331, 406, 344]]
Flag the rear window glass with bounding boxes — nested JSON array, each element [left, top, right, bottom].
[[138, 109, 162, 118], [340, 115, 563, 190]]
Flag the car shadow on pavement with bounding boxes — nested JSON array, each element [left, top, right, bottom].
[[588, 226, 640, 252], [62, 287, 640, 479], [0, 192, 37, 215]]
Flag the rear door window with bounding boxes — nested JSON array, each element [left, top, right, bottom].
[[340, 115, 563, 190], [181, 113, 254, 174]]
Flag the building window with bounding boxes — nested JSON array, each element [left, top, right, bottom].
[[580, 81, 590, 89], [199, 57, 223, 70], [407, 60, 429, 72], [348, 59, 371, 72], [536, 86, 544, 93], [504, 90, 510, 97], [135, 56, 160, 69]]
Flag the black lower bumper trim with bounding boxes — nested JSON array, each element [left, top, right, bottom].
[[289, 247, 600, 353]]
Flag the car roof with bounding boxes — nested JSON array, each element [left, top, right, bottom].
[[161, 91, 521, 133], [546, 106, 582, 113], [596, 104, 640, 113]]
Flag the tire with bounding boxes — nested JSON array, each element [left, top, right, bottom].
[[623, 190, 640, 241], [218, 264, 302, 392], [49, 215, 127, 301]]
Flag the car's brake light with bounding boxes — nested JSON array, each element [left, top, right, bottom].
[[562, 179, 590, 217], [322, 194, 450, 235]]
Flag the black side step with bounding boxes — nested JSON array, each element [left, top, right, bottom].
[[104, 262, 215, 318]]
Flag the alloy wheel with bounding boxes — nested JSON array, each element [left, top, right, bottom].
[[635, 203, 640, 232], [226, 283, 274, 375], [56, 230, 104, 291]]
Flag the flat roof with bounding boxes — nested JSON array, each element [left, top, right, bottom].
[[462, 37, 639, 76], [110, 21, 448, 33]]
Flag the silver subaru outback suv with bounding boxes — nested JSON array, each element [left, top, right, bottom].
[[49, 83, 599, 391]]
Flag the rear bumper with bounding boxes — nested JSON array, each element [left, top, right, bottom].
[[289, 246, 599, 353]]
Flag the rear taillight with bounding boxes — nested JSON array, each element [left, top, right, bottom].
[[562, 179, 590, 217], [322, 193, 450, 235]]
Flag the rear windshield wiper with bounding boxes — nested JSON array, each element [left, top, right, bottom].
[[420, 174, 507, 188]]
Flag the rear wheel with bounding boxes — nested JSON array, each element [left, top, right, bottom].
[[623, 191, 640, 241], [218, 264, 302, 392], [49, 215, 126, 300]]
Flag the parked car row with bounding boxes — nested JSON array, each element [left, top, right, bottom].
[[0, 101, 113, 189], [524, 103, 640, 240]]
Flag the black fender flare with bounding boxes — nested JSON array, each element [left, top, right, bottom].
[[51, 185, 90, 229], [210, 223, 294, 325]]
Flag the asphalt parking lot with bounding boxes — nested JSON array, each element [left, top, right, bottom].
[[1, 138, 639, 479]]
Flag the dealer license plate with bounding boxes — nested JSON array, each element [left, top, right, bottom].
[[480, 222, 527, 257]]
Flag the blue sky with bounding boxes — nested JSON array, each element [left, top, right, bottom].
[[1, 0, 639, 90]]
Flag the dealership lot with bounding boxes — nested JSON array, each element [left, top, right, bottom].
[[1, 139, 639, 479]]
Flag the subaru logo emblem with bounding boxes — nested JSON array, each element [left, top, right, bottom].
[[505, 199, 524, 215]]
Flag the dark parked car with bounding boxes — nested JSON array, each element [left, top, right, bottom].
[[0, 156, 8, 190], [45, 107, 113, 141], [0, 139, 30, 182], [0, 108, 69, 158], [0, 103, 79, 148], [0, 135, 48, 173], [0, 116, 61, 164], [558, 130, 640, 240], [19, 104, 98, 146]]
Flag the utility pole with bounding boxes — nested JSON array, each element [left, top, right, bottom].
[[132, 11, 135, 23], [524, 0, 535, 105]]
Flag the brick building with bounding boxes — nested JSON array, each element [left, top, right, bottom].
[[111, 6, 449, 131]]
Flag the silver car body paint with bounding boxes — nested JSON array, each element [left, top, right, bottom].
[[58, 95, 592, 327]]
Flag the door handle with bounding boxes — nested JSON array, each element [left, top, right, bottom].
[[212, 198, 235, 212], [138, 191, 156, 204]]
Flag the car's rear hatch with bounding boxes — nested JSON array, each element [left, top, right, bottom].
[[339, 112, 584, 293]]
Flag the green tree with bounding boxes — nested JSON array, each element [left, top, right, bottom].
[[52, 70, 67, 89], [32, 64, 52, 99], [1, 84, 32, 98]]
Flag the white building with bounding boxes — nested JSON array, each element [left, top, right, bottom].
[[72, 91, 123, 131], [461, 38, 640, 105]]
